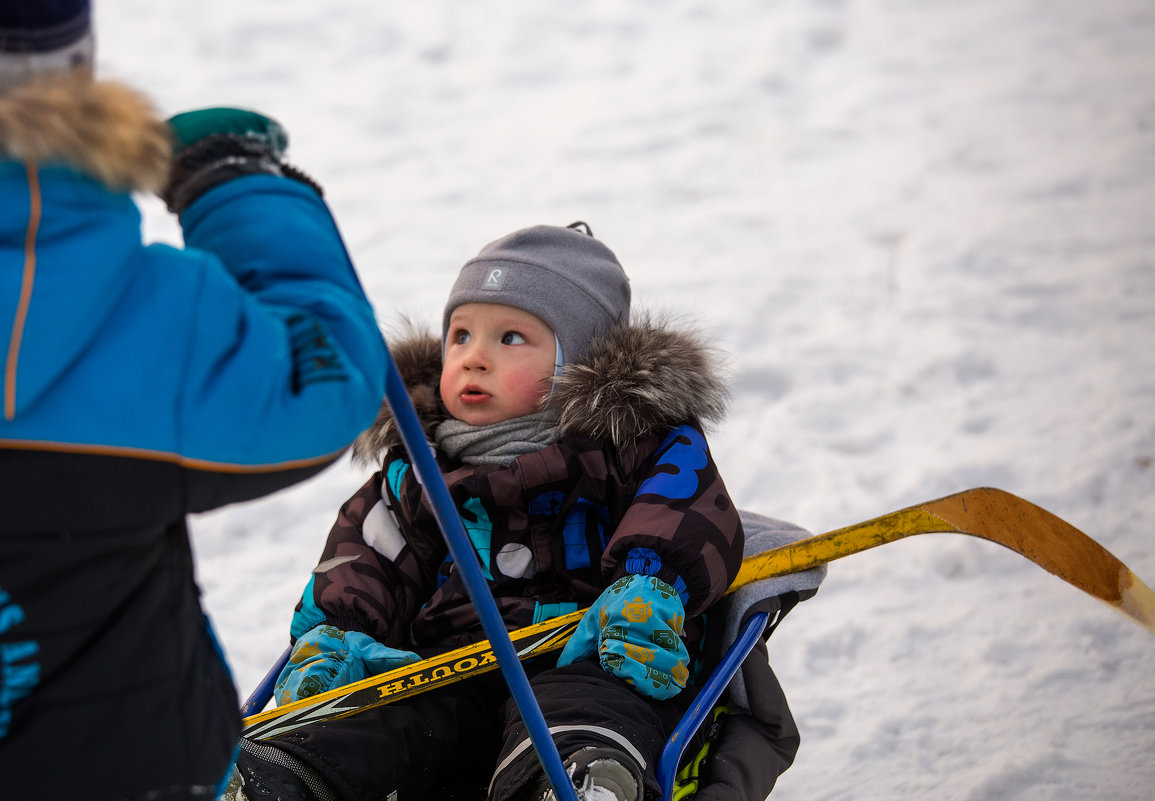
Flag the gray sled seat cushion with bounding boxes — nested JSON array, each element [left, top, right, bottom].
[[724, 510, 826, 709]]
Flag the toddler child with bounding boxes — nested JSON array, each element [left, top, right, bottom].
[[230, 223, 796, 801]]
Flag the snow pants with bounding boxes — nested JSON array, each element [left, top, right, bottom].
[[0, 523, 241, 800], [273, 660, 698, 801]]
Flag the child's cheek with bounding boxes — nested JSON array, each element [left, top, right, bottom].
[[510, 365, 550, 405]]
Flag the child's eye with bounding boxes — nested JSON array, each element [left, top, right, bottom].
[[453, 330, 471, 345], [501, 331, 527, 346]]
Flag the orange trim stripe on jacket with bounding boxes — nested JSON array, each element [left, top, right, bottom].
[[5, 160, 40, 421]]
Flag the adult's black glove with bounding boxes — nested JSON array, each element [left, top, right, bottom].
[[161, 107, 323, 215]]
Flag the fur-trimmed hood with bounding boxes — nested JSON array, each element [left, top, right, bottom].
[[353, 314, 730, 465], [0, 72, 170, 193]]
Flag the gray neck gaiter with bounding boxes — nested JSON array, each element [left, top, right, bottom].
[[434, 410, 559, 466]]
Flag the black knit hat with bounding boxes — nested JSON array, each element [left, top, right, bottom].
[[0, 0, 93, 91]]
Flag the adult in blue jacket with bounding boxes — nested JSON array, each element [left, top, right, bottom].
[[0, 4, 387, 799]]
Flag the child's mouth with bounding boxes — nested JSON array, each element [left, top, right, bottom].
[[460, 387, 490, 405]]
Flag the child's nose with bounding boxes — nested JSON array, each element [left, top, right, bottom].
[[462, 341, 490, 370]]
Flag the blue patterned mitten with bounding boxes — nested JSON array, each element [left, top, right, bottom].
[[274, 624, 420, 705], [558, 575, 689, 700]]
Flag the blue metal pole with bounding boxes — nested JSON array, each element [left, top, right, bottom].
[[240, 645, 291, 717], [655, 611, 770, 799], [382, 352, 580, 801]]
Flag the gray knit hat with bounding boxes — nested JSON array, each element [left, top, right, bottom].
[[0, 1, 94, 92], [443, 222, 631, 365]]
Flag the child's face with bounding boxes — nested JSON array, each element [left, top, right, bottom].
[[440, 303, 556, 425]]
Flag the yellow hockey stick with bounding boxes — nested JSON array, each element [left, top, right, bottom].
[[242, 487, 1155, 741]]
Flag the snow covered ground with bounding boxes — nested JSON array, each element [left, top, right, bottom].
[[98, 1, 1154, 798]]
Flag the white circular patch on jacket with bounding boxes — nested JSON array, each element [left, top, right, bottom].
[[496, 543, 534, 578]]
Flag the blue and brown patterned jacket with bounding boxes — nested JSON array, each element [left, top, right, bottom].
[[289, 320, 812, 800], [290, 319, 743, 653]]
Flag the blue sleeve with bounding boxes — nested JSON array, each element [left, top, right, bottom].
[[173, 175, 387, 505]]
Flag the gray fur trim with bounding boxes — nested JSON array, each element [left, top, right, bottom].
[[551, 313, 730, 447], [351, 319, 445, 466]]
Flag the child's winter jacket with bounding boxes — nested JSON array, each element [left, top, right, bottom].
[[290, 318, 804, 798]]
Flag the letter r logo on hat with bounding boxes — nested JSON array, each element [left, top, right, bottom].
[[482, 269, 506, 290]]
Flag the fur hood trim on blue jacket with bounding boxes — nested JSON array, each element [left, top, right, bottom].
[[0, 71, 170, 193]]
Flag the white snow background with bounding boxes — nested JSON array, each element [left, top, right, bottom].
[[96, 1, 1154, 798]]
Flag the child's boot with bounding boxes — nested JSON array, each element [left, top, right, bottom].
[[536, 746, 643, 801]]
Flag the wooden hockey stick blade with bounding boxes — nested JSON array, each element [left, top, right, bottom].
[[242, 487, 1155, 740], [733, 487, 1155, 634]]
